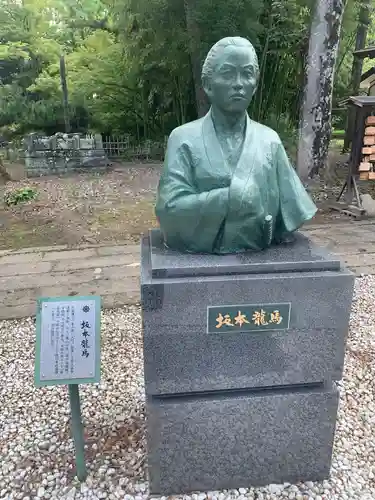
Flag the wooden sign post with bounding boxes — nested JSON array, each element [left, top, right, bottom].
[[35, 296, 101, 481]]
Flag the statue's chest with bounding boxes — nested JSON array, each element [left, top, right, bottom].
[[192, 144, 270, 193], [218, 133, 245, 170]]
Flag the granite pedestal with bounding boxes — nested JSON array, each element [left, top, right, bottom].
[[141, 230, 354, 495]]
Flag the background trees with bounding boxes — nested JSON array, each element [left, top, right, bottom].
[[0, 0, 373, 159]]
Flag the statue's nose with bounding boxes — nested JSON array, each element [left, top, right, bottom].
[[233, 75, 243, 90]]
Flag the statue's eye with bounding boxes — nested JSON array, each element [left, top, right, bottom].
[[221, 70, 233, 79]]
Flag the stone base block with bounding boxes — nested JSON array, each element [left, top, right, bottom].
[[147, 383, 339, 495], [142, 231, 354, 395]]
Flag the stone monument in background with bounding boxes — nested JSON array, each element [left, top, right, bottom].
[[23, 132, 110, 177], [141, 37, 354, 494]]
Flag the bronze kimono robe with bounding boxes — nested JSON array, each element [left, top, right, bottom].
[[155, 111, 317, 254]]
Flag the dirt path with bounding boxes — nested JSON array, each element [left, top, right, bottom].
[[0, 161, 360, 251], [0, 163, 160, 250]]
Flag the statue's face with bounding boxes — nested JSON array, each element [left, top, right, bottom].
[[204, 45, 258, 113]]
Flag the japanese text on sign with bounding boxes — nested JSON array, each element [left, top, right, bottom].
[[81, 320, 91, 358], [215, 309, 283, 329], [207, 303, 291, 334], [35, 297, 100, 386]]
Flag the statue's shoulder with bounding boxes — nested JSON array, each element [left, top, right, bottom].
[[168, 117, 205, 145], [250, 120, 281, 145]]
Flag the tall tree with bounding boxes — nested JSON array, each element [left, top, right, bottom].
[[0, 0, 365, 148], [184, 0, 209, 118], [297, 0, 347, 181]]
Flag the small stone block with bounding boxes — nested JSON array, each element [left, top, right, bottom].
[[142, 231, 353, 396], [359, 162, 371, 171], [147, 383, 339, 494], [360, 172, 369, 180], [370, 155, 375, 161], [362, 147, 373, 155], [363, 135, 375, 145], [366, 115, 375, 125], [368, 172, 375, 180], [365, 126, 375, 136]]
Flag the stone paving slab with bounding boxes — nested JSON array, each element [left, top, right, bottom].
[[0, 264, 140, 292], [53, 254, 137, 272], [1, 261, 52, 277], [43, 248, 97, 261], [0, 252, 44, 265], [0, 244, 140, 320], [302, 221, 375, 275], [0, 222, 375, 320]]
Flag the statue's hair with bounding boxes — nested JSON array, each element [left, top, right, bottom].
[[201, 37, 259, 82]]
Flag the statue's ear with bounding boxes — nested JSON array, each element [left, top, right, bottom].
[[202, 76, 212, 99]]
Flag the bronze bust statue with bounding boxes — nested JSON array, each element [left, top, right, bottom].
[[155, 37, 317, 254]]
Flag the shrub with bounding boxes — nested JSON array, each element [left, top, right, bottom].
[[4, 187, 38, 206]]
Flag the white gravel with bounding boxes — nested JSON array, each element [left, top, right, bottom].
[[0, 277, 375, 500]]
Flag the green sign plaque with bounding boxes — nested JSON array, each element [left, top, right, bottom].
[[207, 303, 291, 334], [34, 295, 102, 482]]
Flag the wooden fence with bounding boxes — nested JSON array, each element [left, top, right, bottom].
[[102, 135, 167, 161], [1, 134, 169, 165]]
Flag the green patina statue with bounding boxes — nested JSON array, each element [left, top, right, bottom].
[[155, 37, 317, 254]]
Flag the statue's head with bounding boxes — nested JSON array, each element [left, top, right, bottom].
[[202, 37, 259, 114]]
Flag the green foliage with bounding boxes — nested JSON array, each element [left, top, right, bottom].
[[0, 0, 372, 141], [334, 1, 375, 102], [263, 112, 299, 161], [4, 187, 38, 206]]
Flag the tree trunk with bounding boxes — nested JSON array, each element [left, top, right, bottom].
[[59, 55, 71, 134], [343, 0, 370, 151], [184, 0, 209, 118], [296, 0, 346, 181]]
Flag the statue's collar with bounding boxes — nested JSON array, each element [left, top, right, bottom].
[[202, 109, 253, 174], [210, 109, 247, 138]]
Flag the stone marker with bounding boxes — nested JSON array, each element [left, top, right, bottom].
[[141, 37, 354, 495], [141, 230, 353, 494]]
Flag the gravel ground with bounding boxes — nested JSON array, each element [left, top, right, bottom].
[[1, 277, 375, 500]]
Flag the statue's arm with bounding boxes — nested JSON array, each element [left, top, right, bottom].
[[273, 142, 317, 241], [155, 133, 229, 252]]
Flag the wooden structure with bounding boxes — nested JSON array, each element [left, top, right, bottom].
[[353, 45, 375, 60], [333, 96, 375, 217], [344, 46, 375, 151], [357, 114, 375, 179], [360, 66, 375, 96]]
